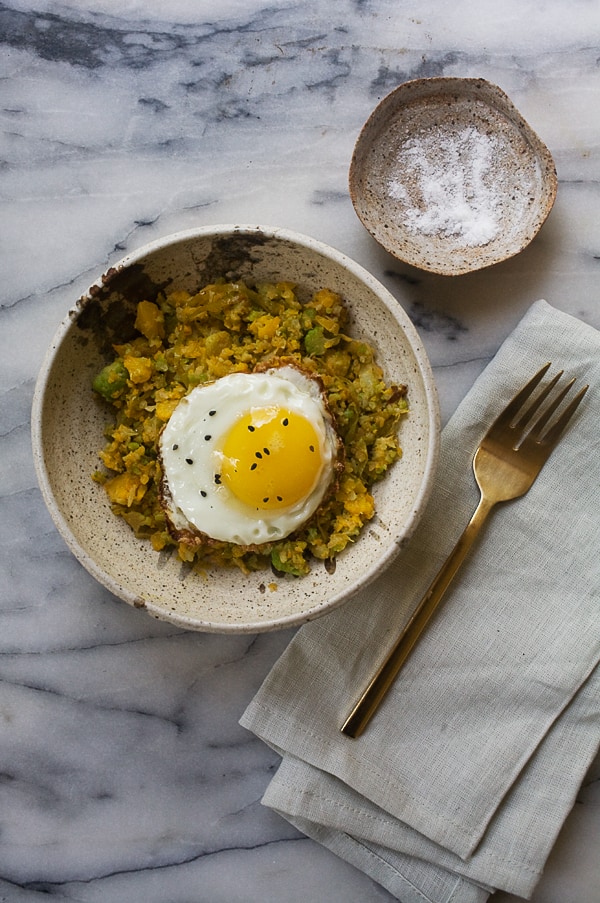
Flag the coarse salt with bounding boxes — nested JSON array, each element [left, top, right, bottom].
[[387, 125, 504, 247]]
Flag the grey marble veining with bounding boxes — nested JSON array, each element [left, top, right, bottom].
[[1, 1, 598, 900]]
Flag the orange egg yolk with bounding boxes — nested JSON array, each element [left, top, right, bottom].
[[220, 406, 325, 510]]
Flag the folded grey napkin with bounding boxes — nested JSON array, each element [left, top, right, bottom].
[[241, 300, 600, 902]]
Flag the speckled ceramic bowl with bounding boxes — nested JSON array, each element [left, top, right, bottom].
[[31, 225, 439, 633], [349, 77, 557, 276]]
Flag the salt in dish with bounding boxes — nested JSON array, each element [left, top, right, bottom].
[[349, 77, 558, 275]]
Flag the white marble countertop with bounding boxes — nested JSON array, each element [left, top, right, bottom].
[[1, 1, 598, 900]]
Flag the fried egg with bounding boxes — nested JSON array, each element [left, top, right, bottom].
[[159, 366, 340, 546]]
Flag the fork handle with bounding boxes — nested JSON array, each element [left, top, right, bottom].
[[341, 495, 496, 738]]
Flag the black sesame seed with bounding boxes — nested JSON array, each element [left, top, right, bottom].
[[248, 425, 255, 432], [263, 497, 269, 503], [277, 496, 283, 502], [263, 447, 270, 455], [204, 435, 212, 441], [282, 418, 289, 426], [214, 473, 221, 484], [209, 410, 216, 416], [255, 451, 263, 459], [186, 458, 194, 465], [172, 444, 179, 450], [200, 490, 207, 498], [250, 463, 258, 471], [309, 445, 315, 452]]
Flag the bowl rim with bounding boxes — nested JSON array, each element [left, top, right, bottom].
[[31, 223, 440, 632], [349, 76, 558, 276]]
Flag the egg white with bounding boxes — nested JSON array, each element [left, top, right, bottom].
[[159, 366, 339, 546]]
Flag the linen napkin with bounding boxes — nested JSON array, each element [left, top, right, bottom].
[[241, 300, 600, 902]]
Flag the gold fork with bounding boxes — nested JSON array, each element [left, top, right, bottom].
[[342, 363, 589, 739]]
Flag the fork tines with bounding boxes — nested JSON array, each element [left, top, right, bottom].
[[497, 363, 589, 446]]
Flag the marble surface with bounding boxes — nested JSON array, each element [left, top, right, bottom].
[[1, 1, 599, 900]]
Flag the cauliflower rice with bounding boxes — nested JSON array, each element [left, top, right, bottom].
[[92, 280, 408, 576]]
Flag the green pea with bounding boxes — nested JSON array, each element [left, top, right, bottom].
[[92, 360, 128, 401], [304, 326, 325, 356]]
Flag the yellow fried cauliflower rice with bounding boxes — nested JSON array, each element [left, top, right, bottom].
[[92, 280, 408, 576]]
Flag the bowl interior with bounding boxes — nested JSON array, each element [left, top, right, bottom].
[[33, 226, 439, 632], [349, 78, 557, 275]]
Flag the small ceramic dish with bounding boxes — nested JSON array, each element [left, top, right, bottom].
[[349, 77, 557, 275], [32, 225, 439, 633]]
